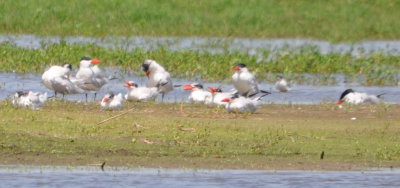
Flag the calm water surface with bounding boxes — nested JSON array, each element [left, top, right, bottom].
[[0, 72, 398, 104], [0, 166, 400, 188], [0, 35, 398, 104]]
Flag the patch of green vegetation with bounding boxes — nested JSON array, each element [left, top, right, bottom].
[[0, 43, 399, 85], [0, 0, 399, 41], [1, 101, 400, 170]]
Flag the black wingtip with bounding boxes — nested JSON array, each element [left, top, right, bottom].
[[260, 90, 272, 95], [377, 93, 386, 98]]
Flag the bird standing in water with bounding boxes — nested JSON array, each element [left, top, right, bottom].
[[42, 63, 83, 99], [73, 57, 105, 102], [275, 75, 291, 92]]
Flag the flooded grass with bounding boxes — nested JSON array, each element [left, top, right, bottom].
[[1, 100, 400, 170], [0, 43, 399, 85], [0, 0, 399, 41]]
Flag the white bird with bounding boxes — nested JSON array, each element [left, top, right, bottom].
[[124, 81, 158, 101], [101, 92, 124, 110], [141, 59, 173, 101], [73, 57, 104, 101], [12, 91, 47, 110], [275, 75, 291, 92], [205, 87, 235, 107], [232, 64, 260, 97], [41, 63, 83, 98], [183, 83, 211, 103], [92, 64, 109, 89], [337, 89, 384, 105], [221, 93, 269, 113]]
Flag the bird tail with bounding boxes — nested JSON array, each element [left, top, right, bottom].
[[255, 93, 270, 101], [39, 92, 48, 103], [108, 76, 118, 81]]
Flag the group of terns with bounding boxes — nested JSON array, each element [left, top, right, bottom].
[[11, 58, 385, 112]]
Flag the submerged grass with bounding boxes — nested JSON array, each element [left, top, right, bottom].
[[0, 101, 400, 170], [0, 0, 400, 41], [0, 43, 399, 85]]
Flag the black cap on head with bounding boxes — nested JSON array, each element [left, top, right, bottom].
[[81, 57, 92, 61], [62, 63, 72, 70], [236, 63, 247, 68], [16, 91, 26, 97], [105, 92, 115, 99], [215, 88, 223, 92], [193, 83, 203, 89], [231, 93, 240, 99], [339, 89, 354, 100], [141, 61, 151, 72]]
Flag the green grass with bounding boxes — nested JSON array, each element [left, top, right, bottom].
[[0, 0, 399, 41], [0, 42, 399, 85], [1, 101, 400, 170]]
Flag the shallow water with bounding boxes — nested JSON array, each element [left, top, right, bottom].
[[1, 165, 400, 188], [1, 34, 400, 57], [0, 72, 398, 104]]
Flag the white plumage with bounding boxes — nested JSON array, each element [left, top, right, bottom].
[[275, 76, 291, 92], [12, 91, 47, 110], [91, 64, 108, 89], [221, 94, 268, 113], [124, 81, 158, 101], [232, 64, 259, 97], [205, 87, 236, 107], [338, 89, 382, 105], [73, 57, 106, 101], [182, 83, 211, 103], [101, 93, 124, 110], [41, 63, 83, 96], [141, 59, 173, 101], [74, 57, 104, 91]]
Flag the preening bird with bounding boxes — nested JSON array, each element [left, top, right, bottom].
[[42, 63, 83, 98], [141, 59, 173, 101]]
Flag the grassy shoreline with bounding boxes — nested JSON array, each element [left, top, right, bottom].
[[0, 43, 399, 85], [1, 101, 400, 171], [1, 0, 399, 42]]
